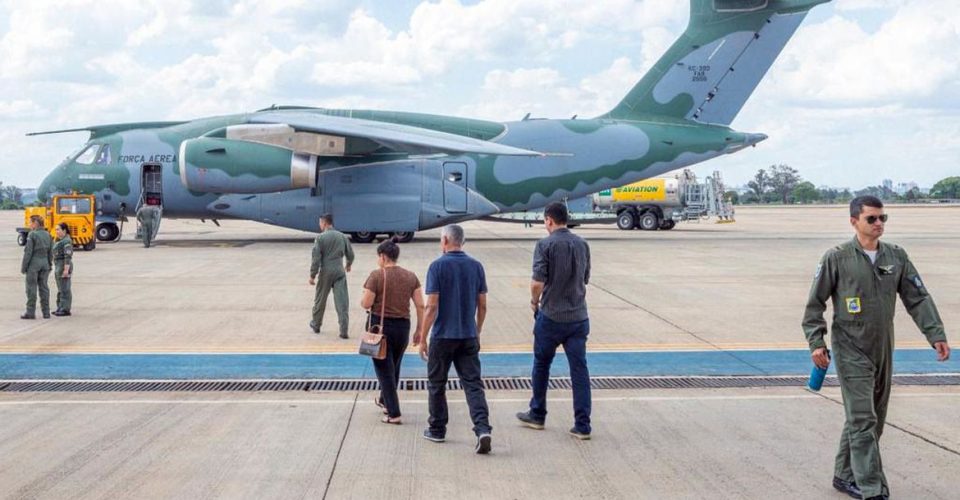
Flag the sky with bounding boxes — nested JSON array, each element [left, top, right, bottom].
[[0, 0, 957, 190]]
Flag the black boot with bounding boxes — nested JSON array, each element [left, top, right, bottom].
[[20, 312, 36, 320]]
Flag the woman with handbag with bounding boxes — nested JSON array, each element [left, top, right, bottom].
[[360, 237, 425, 424]]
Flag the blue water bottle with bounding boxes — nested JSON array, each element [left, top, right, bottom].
[[807, 349, 830, 391], [808, 365, 827, 391]]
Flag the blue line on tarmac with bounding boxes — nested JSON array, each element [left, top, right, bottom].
[[0, 349, 954, 380]]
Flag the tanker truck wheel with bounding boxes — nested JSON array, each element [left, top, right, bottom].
[[616, 212, 636, 231], [639, 212, 660, 231], [659, 220, 676, 230]]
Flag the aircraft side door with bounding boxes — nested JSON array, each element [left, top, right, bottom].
[[442, 161, 468, 213]]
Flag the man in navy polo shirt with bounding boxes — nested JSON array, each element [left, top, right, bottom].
[[418, 224, 493, 454]]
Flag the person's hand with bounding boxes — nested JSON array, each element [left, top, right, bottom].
[[811, 347, 830, 369], [62, 272, 69, 278], [346, 265, 352, 273], [934, 341, 950, 362], [419, 341, 428, 362], [530, 300, 538, 314], [412, 332, 421, 346], [308, 277, 315, 286]]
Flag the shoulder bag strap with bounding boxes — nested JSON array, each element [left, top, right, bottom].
[[378, 267, 387, 332]]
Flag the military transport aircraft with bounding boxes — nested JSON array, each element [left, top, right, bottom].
[[32, 0, 828, 244]]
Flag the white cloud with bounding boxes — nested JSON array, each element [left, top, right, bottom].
[[770, 0, 960, 105], [0, 0, 957, 191]]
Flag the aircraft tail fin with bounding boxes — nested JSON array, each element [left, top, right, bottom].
[[600, 0, 828, 125]]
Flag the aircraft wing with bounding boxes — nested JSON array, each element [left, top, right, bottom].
[[250, 111, 542, 157]]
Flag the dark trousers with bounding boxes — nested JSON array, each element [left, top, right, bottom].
[[530, 312, 591, 434], [427, 338, 491, 437], [370, 315, 410, 418]]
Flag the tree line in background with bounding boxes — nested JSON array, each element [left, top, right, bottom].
[[0, 182, 25, 210], [2, 171, 958, 211], [726, 165, 960, 205]]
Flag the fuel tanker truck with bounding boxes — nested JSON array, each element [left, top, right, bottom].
[[597, 169, 734, 230], [489, 169, 734, 231]]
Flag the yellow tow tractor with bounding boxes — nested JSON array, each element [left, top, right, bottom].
[[16, 193, 97, 251]]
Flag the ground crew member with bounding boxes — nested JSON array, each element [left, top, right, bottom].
[[21, 215, 53, 319], [52, 222, 74, 317], [136, 204, 161, 248], [308, 214, 354, 338], [803, 195, 950, 500]]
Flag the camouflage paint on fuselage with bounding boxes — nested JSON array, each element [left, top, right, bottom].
[[33, 0, 829, 235]]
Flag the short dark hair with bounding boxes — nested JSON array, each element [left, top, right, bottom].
[[543, 202, 568, 225], [377, 237, 401, 262], [57, 222, 69, 232], [850, 196, 883, 218], [320, 214, 334, 226]]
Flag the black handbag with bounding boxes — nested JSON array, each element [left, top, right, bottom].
[[359, 268, 388, 360]]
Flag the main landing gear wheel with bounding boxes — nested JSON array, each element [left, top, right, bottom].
[[659, 220, 676, 230], [616, 212, 636, 231], [391, 231, 415, 243], [96, 223, 120, 242], [350, 232, 376, 244], [639, 212, 660, 231]]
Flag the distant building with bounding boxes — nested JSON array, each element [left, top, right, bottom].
[[895, 182, 918, 196], [882, 179, 893, 191]]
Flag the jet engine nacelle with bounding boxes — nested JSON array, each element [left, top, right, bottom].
[[178, 137, 317, 194]]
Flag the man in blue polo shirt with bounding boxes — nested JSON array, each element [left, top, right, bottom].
[[418, 224, 492, 454]]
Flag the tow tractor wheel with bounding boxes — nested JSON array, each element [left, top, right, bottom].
[[351, 232, 377, 244], [82, 240, 96, 251], [660, 220, 676, 230], [616, 212, 636, 231], [638, 212, 660, 231], [391, 231, 415, 243], [96, 223, 120, 242], [17, 232, 27, 247]]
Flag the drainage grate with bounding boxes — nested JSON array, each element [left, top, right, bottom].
[[0, 374, 958, 393]]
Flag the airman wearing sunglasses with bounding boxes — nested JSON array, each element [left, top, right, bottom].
[[802, 195, 949, 500]]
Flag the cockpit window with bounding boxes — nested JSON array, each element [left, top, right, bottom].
[[57, 197, 92, 214], [96, 144, 111, 164], [74, 145, 99, 165]]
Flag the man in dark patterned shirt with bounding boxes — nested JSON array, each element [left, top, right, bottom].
[[517, 202, 592, 440]]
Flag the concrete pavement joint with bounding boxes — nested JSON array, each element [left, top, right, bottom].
[[322, 391, 359, 500], [813, 391, 960, 458], [587, 279, 771, 375]]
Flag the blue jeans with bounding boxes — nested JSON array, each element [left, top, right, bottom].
[[530, 312, 591, 434]]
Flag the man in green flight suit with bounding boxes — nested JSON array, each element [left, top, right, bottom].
[[136, 203, 161, 248], [803, 195, 950, 500], [21, 215, 53, 319], [309, 214, 354, 338], [52, 222, 74, 317]]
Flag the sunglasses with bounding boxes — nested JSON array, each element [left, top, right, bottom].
[[864, 214, 888, 224]]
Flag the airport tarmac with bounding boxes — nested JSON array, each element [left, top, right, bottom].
[[1, 387, 958, 499], [1, 205, 958, 499], [1, 205, 958, 354]]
